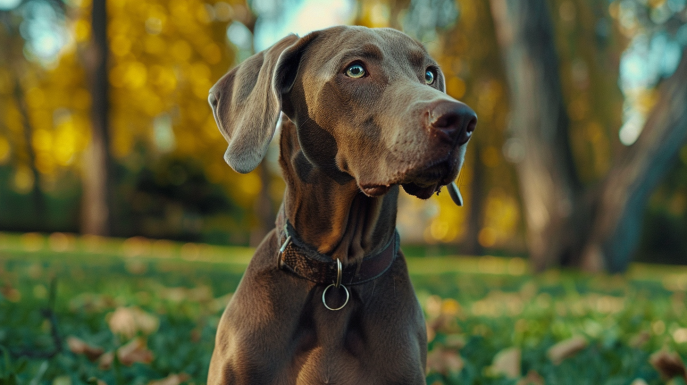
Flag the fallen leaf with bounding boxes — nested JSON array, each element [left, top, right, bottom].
[[427, 313, 460, 335], [673, 328, 687, 344], [107, 306, 159, 338], [649, 350, 687, 381], [99, 338, 154, 369], [53, 376, 71, 385], [630, 331, 651, 348], [67, 336, 104, 361], [148, 373, 190, 385], [426, 347, 464, 375], [1, 283, 21, 302], [630, 379, 649, 385], [516, 370, 545, 385], [118, 337, 154, 366], [98, 352, 114, 369], [547, 336, 587, 365], [490, 347, 521, 378]]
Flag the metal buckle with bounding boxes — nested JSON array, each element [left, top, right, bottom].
[[279, 235, 292, 254], [322, 259, 349, 311], [277, 225, 291, 269]]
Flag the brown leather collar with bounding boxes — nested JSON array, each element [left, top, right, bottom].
[[275, 211, 399, 286]]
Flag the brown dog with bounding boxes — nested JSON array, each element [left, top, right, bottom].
[[207, 25, 476, 384]]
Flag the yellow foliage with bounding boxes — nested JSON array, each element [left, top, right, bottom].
[[446, 76, 466, 99], [430, 187, 467, 242], [13, 165, 35, 194], [26, 87, 45, 109], [481, 146, 500, 168], [0, 136, 10, 164], [35, 150, 55, 175], [111, 35, 132, 57], [478, 227, 497, 248], [3, 103, 23, 133], [73, 88, 92, 109], [357, 0, 391, 28], [481, 189, 520, 247], [73, 19, 91, 42]]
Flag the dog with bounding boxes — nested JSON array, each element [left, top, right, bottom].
[[207, 25, 476, 384]]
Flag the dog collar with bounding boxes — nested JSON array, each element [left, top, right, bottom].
[[277, 220, 399, 286], [275, 209, 399, 310]]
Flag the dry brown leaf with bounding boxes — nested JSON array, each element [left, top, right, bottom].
[[118, 337, 154, 366], [516, 370, 545, 385], [491, 347, 521, 379], [98, 352, 114, 369], [547, 336, 587, 365], [107, 306, 159, 338], [99, 338, 154, 369], [649, 350, 687, 381], [147, 373, 190, 385], [1, 283, 21, 302], [426, 347, 464, 375], [66, 336, 104, 361], [629, 331, 651, 348]]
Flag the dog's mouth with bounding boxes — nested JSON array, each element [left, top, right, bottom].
[[359, 155, 460, 199], [401, 160, 457, 199]]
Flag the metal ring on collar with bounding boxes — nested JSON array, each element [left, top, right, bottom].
[[322, 283, 349, 311]]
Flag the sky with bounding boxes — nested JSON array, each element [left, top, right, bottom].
[[252, 0, 355, 51]]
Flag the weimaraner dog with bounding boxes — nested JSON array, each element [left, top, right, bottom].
[[207, 25, 476, 384]]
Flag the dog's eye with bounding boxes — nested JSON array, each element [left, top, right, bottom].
[[425, 69, 436, 85], [345, 63, 366, 78]]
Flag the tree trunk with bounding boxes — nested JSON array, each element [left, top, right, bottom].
[[81, 0, 112, 236], [581, 49, 687, 272], [14, 75, 46, 223], [491, 0, 687, 272], [490, 0, 584, 271]]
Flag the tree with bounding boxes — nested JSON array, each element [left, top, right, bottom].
[[490, 0, 687, 272], [581, 48, 687, 271], [81, 0, 113, 236]]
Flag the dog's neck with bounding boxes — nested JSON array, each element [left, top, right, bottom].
[[277, 117, 398, 264]]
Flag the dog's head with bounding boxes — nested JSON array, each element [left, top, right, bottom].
[[209, 26, 476, 200]]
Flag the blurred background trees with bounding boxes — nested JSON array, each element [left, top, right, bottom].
[[0, 0, 686, 271]]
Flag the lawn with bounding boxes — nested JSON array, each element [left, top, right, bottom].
[[1, 232, 686, 385]]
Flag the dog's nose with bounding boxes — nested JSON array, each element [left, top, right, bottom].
[[429, 101, 477, 145]]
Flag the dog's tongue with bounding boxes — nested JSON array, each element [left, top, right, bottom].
[[401, 183, 437, 199]]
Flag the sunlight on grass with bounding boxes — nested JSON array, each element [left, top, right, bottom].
[[1, 232, 686, 384]]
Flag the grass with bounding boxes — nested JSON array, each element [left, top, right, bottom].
[[0, 231, 686, 384]]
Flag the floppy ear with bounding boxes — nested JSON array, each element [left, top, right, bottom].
[[209, 33, 319, 174]]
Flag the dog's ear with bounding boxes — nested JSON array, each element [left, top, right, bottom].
[[209, 33, 318, 173]]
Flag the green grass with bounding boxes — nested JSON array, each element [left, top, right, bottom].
[[1, 232, 686, 384]]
